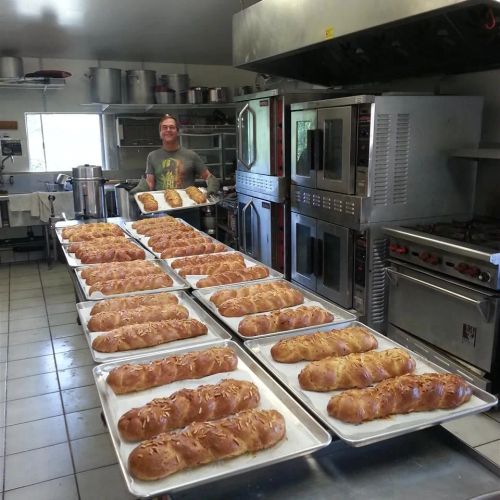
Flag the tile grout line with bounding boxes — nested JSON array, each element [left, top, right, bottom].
[[40, 262, 83, 500]]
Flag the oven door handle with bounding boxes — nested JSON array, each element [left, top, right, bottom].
[[314, 129, 323, 172], [249, 201, 260, 260], [387, 268, 494, 322], [315, 237, 323, 278], [241, 200, 252, 254]]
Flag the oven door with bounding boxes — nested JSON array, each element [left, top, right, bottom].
[[291, 212, 317, 291], [291, 109, 318, 188], [236, 98, 272, 175], [316, 220, 354, 308], [387, 263, 500, 373], [317, 106, 356, 194]]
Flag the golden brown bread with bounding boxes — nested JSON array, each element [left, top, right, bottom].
[[87, 304, 189, 332], [238, 306, 334, 337], [83, 263, 164, 286], [118, 379, 260, 441], [160, 243, 227, 259], [196, 266, 269, 288], [185, 186, 207, 204], [327, 373, 472, 424], [164, 189, 183, 208], [138, 193, 158, 212], [67, 226, 124, 242], [80, 260, 156, 279], [152, 237, 213, 253], [106, 346, 238, 394], [88, 273, 173, 296], [141, 224, 191, 237], [270, 325, 378, 363], [171, 252, 244, 270], [78, 246, 146, 264], [218, 288, 304, 317], [178, 260, 246, 277], [210, 281, 292, 307], [68, 236, 127, 253], [148, 230, 201, 249], [128, 409, 286, 481], [62, 223, 122, 240], [90, 292, 179, 315], [298, 348, 416, 391], [132, 215, 175, 229], [91, 319, 208, 352]]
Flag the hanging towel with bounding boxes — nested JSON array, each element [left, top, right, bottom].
[[36, 191, 75, 222], [7, 194, 42, 227]]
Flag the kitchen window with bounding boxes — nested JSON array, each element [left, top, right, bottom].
[[26, 113, 104, 172]]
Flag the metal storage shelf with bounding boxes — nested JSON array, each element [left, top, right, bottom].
[[0, 77, 66, 90], [451, 148, 500, 160], [81, 102, 236, 113]]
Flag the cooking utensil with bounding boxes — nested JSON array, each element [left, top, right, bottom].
[[126, 70, 156, 104], [0, 57, 23, 79], [162, 74, 189, 104], [208, 87, 229, 103], [154, 85, 175, 104], [87, 67, 122, 104], [187, 87, 208, 104]]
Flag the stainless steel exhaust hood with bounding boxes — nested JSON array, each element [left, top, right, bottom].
[[233, 0, 500, 86]]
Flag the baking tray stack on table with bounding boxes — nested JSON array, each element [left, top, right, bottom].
[[244, 321, 498, 447], [77, 291, 231, 362], [192, 279, 356, 339], [167, 251, 283, 289], [121, 215, 229, 259], [134, 186, 218, 215], [74, 260, 187, 301], [93, 340, 331, 497]]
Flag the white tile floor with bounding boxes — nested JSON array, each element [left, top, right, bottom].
[[0, 261, 498, 499]]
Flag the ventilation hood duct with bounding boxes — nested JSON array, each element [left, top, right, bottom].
[[233, 0, 500, 86]]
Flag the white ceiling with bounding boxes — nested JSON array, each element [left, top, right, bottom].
[[0, 0, 260, 65]]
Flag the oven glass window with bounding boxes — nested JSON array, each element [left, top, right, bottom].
[[296, 120, 312, 176], [240, 108, 254, 167], [296, 223, 313, 275], [324, 119, 343, 180], [323, 232, 340, 290]]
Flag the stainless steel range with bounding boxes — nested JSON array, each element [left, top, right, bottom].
[[385, 220, 500, 391]]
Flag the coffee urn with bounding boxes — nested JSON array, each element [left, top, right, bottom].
[[72, 164, 106, 219]]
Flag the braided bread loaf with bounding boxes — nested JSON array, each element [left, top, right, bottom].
[[238, 306, 334, 337], [132, 215, 175, 230], [270, 325, 378, 363], [164, 189, 183, 208], [81, 260, 156, 279], [298, 348, 416, 391], [218, 288, 304, 317], [138, 193, 158, 212], [106, 346, 237, 394], [148, 229, 200, 247], [128, 409, 286, 480], [185, 186, 207, 204], [88, 304, 189, 332], [67, 226, 124, 242], [68, 236, 127, 253], [210, 281, 292, 307], [92, 319, 208, 352], [196, 266, 269, 288], [90, 292, 179, 316], [119, 379, 260, 441], [62, 223, 122, 240], [160, 243, 226, 259], [178, 260, 246, 277], [78, 246, 146, 264], [327, 373, 472, 424], [153, 237, 213, 253], [141, 223, 191, 237], [84, 264, 164, 286], [171, 252, 244, 270], [88, 273, 173, 296]]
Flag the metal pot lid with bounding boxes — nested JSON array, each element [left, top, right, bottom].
[[72, 164, 103, 179]]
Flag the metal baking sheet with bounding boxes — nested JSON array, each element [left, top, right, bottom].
[[170, 252, 284, 290], [61, 239, 155, 268], [55, 222, 127, 244], [77, 291, 231, 363], [134, 188, 218, 215], [74, 260, 188, 301], [93, 339, 332, 498], [244, 321, 498, 447], [192, 279, 356, 340]]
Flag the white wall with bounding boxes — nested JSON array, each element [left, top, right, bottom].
[[0, 56, 256, 173]]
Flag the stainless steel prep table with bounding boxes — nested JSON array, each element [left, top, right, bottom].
[[167, 426, 500, 499]]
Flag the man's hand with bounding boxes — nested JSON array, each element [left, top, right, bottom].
[[206, 175, 220, 195]]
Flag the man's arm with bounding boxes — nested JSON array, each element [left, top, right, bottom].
[[146, 174, 155, 190], [145, 152, 155, 190]]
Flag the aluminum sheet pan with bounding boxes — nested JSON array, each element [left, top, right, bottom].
[[93, 339, 332, 498], [134, 188, 218, 215], [77, 291, 231, 363], [244, 321, 498, 447], [55, 222, 127, 244], [169, 251, 283, 290], [74, 260, 188, 301], [61, 239, 155, 268], [193, 279, 356, 340]]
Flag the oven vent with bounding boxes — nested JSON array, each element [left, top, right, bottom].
[[373, 114, 390, 206], [392, 113, 410, 205], [368, 237, 388, 327]]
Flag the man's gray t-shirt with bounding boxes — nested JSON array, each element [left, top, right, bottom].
[[145, 147, 206, 189]]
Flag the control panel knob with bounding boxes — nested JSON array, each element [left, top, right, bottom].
[[478, 272, 491, 283], [389, 243, 408, 255]]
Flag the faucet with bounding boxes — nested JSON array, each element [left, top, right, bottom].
[[0, 155, 13, 185]]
